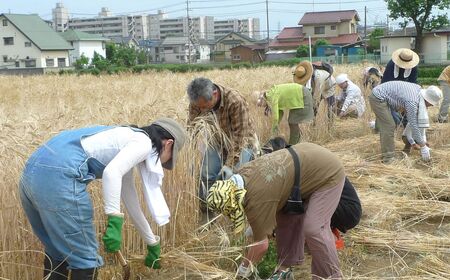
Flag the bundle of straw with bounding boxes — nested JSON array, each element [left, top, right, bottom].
[[351, 227, 450, 254]]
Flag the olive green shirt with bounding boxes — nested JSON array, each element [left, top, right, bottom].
[[239, 142, 345, 241]]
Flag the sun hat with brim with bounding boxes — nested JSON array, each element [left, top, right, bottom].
[[391, 48, 419, 69], [151, 118, 186, 170], [206, 179, 247, 234], [420, 86, 442, 107], [335, 73, 349, 85], [293, 60, 313, 85]]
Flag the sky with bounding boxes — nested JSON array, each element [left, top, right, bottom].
[[0, 0, 425, 38]]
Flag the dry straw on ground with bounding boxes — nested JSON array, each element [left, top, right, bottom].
[[0, 65, 449, 279]]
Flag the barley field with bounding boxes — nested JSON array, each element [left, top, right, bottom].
[[0, 65, 449, 279]]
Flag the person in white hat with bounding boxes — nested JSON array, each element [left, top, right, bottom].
[[335, 73, 366, 118], [369, 81, 442, 163], [437, 65, 450, 123]]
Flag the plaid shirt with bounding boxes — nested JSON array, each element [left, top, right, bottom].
[[188, 84, 256, 166]]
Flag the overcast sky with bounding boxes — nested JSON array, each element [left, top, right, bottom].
[[0, 0, 438, 37]]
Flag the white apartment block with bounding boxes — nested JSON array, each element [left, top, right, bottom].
[[51, 4, 260, 41], [214, 18, 260, 40], [52, 2, 69, 32], [149, 15, 214, 41]]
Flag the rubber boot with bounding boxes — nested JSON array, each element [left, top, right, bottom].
[[43, 256, 69, 280], [401, 136, 411, 154], [71, 268, 98, 280]]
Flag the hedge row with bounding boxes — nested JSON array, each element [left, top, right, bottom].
[[57, 59, 445, 77]]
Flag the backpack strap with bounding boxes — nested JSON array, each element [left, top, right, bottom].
[[286, 146, 301, 202]]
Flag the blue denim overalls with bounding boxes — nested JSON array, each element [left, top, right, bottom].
[[19, 126, 114, 269]]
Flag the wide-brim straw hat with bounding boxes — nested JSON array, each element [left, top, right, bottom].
[[293, 60, 313, 85], [151, 118, 186, 170], [392, 48, 419, 69]]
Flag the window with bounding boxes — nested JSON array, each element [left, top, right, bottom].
[[24, 41, 31, 47], [3, 37, 14, 45], [232, 54, 241, 60], [2, 19, 7, 26], [3, 55, 7, 62], [57, 58, 66, 67], [25, 59, 36, 68], [46, 58, 54, 67], [15, 61, 19, 67], [314, 26, 325, 34], [330, 25, 336, 30]]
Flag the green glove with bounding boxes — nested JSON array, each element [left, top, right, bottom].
[[145, 239, 161, 269], [102, 214, 124, 252]]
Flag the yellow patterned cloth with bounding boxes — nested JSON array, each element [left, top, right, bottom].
[[206, 179, 247, 234]]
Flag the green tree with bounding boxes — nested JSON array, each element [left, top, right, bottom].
[[367, 28, 384, 53], [296, 45, 309, 58], [91, 51, 110, 71], [114, 47, 137, 67], [105, 43, 117, 61], [73, 54, 89, 70], [386, 0, 450, 53], [313, 39, 329, 56]]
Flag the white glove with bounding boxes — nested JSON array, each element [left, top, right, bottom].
[[237, 263, 253, 278], [420, 145, 431, 161]]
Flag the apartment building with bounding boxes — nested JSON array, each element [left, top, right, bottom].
[[149, 15, 214, 41], [52, 2, 69, 32], [214, 18, 260, 40], [51, 4, 259, 40]]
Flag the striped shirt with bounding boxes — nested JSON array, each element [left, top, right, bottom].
[[188, 84, 256, 166], [372, 81, 425, 145]]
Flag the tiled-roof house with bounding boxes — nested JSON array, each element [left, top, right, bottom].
[[0, 13, 72, 68], [269, 10, 361, 51]]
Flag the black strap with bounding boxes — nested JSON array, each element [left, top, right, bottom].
[[286, 146, 301, 201]]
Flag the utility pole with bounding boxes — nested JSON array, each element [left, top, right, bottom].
[[265, 0, 269, 45], [364, 6, 367, 56], [186, 0, 191, 64]]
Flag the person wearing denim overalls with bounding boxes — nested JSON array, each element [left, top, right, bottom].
[[19, 118, 186, 280]]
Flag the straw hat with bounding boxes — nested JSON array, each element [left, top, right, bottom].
[[293, 60, 313, 85], [151, 118, 186, 170], [391, 48, 419, 69], [420, 86, 442, 106]]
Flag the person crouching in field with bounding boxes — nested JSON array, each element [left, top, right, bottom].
[[369, 81, 442, 164], [335, 73, 366, 118], [255, 82, 314, 145], [19, 118, 186, 280], [186, 77, 258, 203], [207, 142, 345, 280], [293, 60, 336, 119], [362, 66, 383, 90]]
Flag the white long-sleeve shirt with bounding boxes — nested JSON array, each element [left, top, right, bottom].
[[338, 81, 366, 117], [81, 126, 159, 245]]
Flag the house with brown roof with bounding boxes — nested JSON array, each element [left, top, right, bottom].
[[212, 32, 256, 62], [269, 10, 361, 54], [230, 44, 266, 64]]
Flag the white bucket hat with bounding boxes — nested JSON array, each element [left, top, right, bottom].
[[336, 73, 348, 85], [420, 86, 442, 106]]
